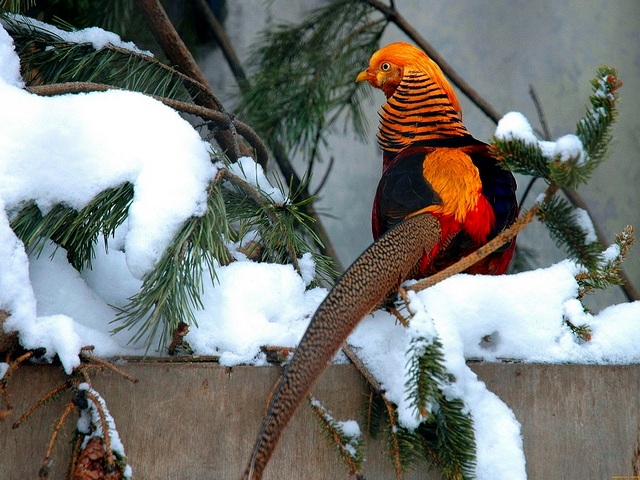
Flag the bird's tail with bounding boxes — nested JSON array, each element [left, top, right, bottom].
[[242, 213, 442, 479]]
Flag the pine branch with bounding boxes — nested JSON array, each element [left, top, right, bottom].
[[134, 0, 242, 161], [114, 181, 232, 348], [237, 0, 386, 158], [576, 225, 635, 297], [308, 397, 364, 477], [490, 67, 624, 275], [10, 183, 133, 271]]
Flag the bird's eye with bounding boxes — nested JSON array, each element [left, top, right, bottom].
[[381, 62, 391, 71]]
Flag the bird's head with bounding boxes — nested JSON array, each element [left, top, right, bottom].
[[356, 42, 461, 112]]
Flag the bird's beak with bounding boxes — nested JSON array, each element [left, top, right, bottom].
[[356, 69, 369, 82]]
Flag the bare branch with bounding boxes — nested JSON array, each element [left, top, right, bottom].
[[408, 206, 539, 294]]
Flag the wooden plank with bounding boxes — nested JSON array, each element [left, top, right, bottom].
[[1, 363, 639, 479]]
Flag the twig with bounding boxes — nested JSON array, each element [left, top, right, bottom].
[[191, 0, 249, 91], [39, 401, 75, 479], [167, 321, 190, 356], [12, 381, 70, 430], [529, 85, 552, 140], [382, 394, 403, 479], [134, 0, 241, 161], [79, 352, 139, 384], [341, 344, 382, 392], [311, 156, 336, 197], [84, 390, 116, 469], [408, 206, 539, 293]]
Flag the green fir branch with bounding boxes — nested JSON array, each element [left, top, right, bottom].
[[577, 66, 622, 165], [492, 66, 622, 273], [237, 0, 386, 159], [308, 397, 364, 477], [537, 196, 604, 271], [405, 336, 448, 422], [222, 167, 336, 285], [576, 225, 635, 297], [404, 336, 476, 479]]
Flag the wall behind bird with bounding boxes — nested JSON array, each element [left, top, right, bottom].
[[199, 0, 640, 309]]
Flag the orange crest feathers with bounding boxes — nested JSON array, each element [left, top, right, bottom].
[[370, 42, 461, 114]]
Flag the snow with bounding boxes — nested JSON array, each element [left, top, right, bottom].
[[226, 156, 287, 204], [1, 18, 640, 480], [496, 112, 586, 165], [3, 13, 152, 56]]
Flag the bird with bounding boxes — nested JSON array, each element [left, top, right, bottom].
[[357, 42, 518, 276], [241, 42, 517, 479]]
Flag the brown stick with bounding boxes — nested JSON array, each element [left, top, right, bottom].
[[191, 0, 249, 91], [408, 206, 539, 293], [134, 0, 240, 160], [39, 401, 75, 479]]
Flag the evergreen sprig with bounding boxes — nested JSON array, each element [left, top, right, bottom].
[[404, 336, 476, 479], [113, 181, 232, 348], [237, 0, 386, 159], [222, 167, 336, 284], [491, 66, 622, 272], [576, 225, 635, 297], [537, 196, 604, 271], [308, 397, 364, 477], [405, 336, 448, 422]]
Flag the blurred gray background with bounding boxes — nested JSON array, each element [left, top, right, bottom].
[[201, 0, 640, 309]]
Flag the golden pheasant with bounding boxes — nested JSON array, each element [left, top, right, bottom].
[[357, 42, 518, 276], [242, 42, 517, 479]]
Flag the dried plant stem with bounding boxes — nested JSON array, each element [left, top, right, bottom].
[[382, 394, 403, 479], [78, 352, 139, 384], [12, 381, 70, 430], [39, 401, 75, 479]]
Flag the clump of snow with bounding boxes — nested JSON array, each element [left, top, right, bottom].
[[495, 111, 538, 145], [226, 156, 287, 204], [186, 260, 326, 366], [0, 362, 8, 380], [496, 112, 586, 164], [2, 14, 152, 56], [297, 252, 316, 286], [0, 23, 23, 87], [574, 208, 598, 244]]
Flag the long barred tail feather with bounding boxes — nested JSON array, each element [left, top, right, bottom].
[[242, 213, 442, 479]]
